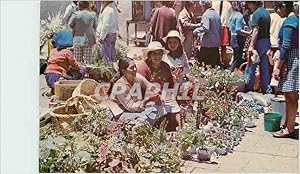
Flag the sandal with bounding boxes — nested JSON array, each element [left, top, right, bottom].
[[273, 128, 295, 138]]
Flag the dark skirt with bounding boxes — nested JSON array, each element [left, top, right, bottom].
[[45, 73, 63, 89], [197, 47, 221, 68]]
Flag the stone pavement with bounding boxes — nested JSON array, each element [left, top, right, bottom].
[[184, 117, 299, 173]]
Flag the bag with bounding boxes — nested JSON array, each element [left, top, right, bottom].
[[145, 31, 153, 47]]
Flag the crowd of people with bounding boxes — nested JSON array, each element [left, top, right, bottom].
[[43, 1, 299, 135]]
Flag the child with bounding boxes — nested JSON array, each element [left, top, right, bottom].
[[162, 30, 190, 84], [44, 31, 85, 94]]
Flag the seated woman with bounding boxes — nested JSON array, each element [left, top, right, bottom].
[[44, 31, 85, 94], [162, 30, 190, 84], [113, 57, 165, 126], [137, 41, 182, 131]]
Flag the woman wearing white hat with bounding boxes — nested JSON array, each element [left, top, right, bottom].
[[137, 41, 182, 131], [162, 30, 190, 84]]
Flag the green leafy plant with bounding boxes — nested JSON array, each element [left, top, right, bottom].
[[40, 12, 69, 51]]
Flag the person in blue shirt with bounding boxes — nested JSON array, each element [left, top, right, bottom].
[[229, 1, 251, 72], [272, 1, 299, 138], [245, 1, 272, 94], [193, 1, 222, 68]]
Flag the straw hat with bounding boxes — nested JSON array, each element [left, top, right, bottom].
[[162, 30, 184, 43], [142, 41, 169, 59]]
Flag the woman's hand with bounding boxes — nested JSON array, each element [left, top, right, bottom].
[[273, 68, 281, 81], [273, 64, 287, 81], [144, 92, 160, 104], [172, 66, 184, 81]]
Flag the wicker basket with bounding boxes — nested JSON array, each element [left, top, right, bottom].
[[50, 105, 88, 134], [50, 95, 98, 134]]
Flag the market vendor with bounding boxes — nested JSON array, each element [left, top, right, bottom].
[[112, 57, 165, 126], [137, 41, 182, 130], [44, 31, 85, 94]]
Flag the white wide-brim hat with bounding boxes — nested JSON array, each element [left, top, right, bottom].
[[142, 41, 169, 59], [162, 30, 184, 43]]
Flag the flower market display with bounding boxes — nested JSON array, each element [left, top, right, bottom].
[[39, 61, 263, 173]]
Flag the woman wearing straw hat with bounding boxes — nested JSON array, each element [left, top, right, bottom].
[[162, 30, 190, 84], [137, 41, 182, 131]]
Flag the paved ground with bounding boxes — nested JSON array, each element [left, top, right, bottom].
[[184, 117, 299, 173], [40, 44, 299, 173]]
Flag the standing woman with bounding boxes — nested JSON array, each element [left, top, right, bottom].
[[96, 1, 119, 62], [178, 1, 199, 60], [69, 1, 97, 64], [273, 1, 299, 138], [229, 1, 251, 72], [162, 30, 190, 84]]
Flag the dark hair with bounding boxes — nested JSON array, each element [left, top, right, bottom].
[[231, 1, 242, 12], [246, 1, 263, 6], [78, 1, 89, 9], [118, 57, 134, 76], [184, 1, 195, 9], [294, 3, 299, 17], [274, 1, 294, 14], [165, 37, 184, 59], [110, 57, 134, 83], [162, 1, 171, 6]]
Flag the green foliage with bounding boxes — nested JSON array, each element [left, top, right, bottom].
[[92, 40, 129, 62], [190, 63, 245, 91], [40, 12, 69, 49], [116, 40, 129, 59], [92, 59, 114, 82], [40, 107, 184, 173]]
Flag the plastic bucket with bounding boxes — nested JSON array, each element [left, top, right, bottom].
[[264, 113, 282, 132], [270, 96, 286, 126]]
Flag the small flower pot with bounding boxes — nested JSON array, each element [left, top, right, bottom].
[[215, 147, 227, 155], [233, 141, 239, 146], [197, 149, 211, 161], [226, 146, 233, 153]]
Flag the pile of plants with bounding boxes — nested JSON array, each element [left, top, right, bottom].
[[40, 12, 69, 51], [40, 65, 260, 172], [91, 40, 129, 62], [190, 63, 245, 92], [40, 108, 184, 173]]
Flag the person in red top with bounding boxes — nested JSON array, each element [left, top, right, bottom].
[[150, 1, 178, 47], [137, 41, 182, 131], [44, 31, 85, 94]]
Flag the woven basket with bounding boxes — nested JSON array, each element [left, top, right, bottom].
[[50, 95, 97, 134], [50, 105, 88, 134]]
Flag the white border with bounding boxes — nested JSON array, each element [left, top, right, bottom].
[[0, 1, 40, 173]]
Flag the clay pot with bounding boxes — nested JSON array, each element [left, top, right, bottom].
[[197, 148, 211, 161], [215, 147, 227, 155]]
